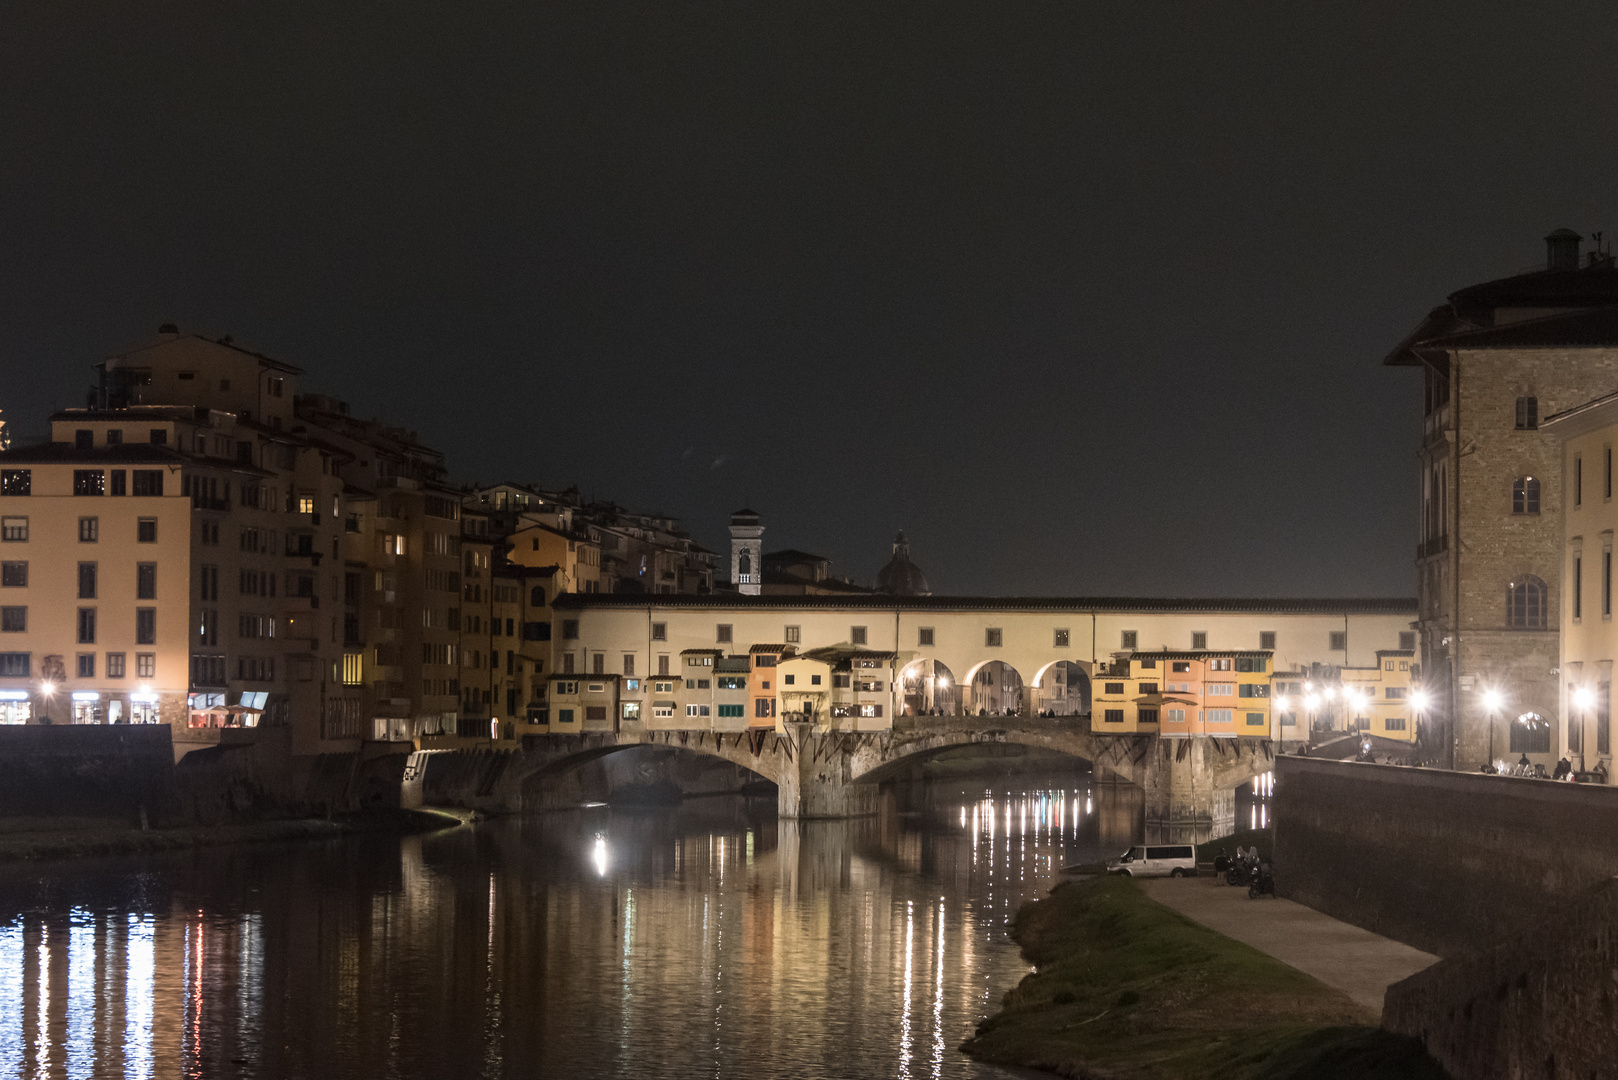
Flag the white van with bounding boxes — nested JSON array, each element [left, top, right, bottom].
[[1107, 844, 1197, 878]]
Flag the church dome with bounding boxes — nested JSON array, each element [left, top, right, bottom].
[[876, 531, 931, 596]]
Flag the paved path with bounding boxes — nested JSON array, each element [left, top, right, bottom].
[[1141, 875, 1438, 1019]]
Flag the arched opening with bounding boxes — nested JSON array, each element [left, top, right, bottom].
[[1509, 712, 1552, 755], [1032, 661, 1090, 717], [968, 661, 1025, 716], [510, 744, 778, 810], [899, 659, 959, 715]]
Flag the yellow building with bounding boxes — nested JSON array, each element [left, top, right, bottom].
[[1543, 392, 1618, 775], [1338, 649, 1418, 743]]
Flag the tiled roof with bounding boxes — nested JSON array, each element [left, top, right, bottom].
[[553, 594, 1416, 614]]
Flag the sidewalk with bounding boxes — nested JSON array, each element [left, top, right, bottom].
[[1141, 875, 1438, 1019]]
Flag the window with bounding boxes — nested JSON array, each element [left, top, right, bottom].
[[1509, 713, 1551, 754], [78, 563, 97, 599], [1399, 631, 1417, 651], [77, 517, 99, 543], [110, 470, 126, 496], [592, 653, 604, 676], [785, 625, 801, 643], [136, 653, 155, 678], [1575, 458, 1583, 507], [651, 622, 667, 641], [1259, 631, 1276, 650], [0, 562, 24, 587], [851, 626, 868, 645], [1190, 632, 1207, 650], [1238, 684, 1269, 698], [1329, 630, 1347, 652], [561, 619, 579, 640], [918, 627, 935, 647], [1171, 661, 1191, 673], [1138, 708, 1159, 724], [1139, 682, 1158, 694], [1575, 555, 1583, 620], [783, 674, 795, 685], [1234, 657, 1265, 672], [623, 654, 635, 676], [199, 565, 218, 601], [0, 518, 25, 542], [1606, 548, 1615, 619], [985, 628, 1002, 647], [74, 430, 92, 448], [1515, 396, 1538, 430], [297, 495, 315, 514], [858, 704, 881, 718], [718, 676, 746, 690], [136, 609, 156, 645], [0, 653, 28, 677], [1166, 708, 1185, 724], [1206, 708, 1233, 724], [106, 653, 125, 678], [1121, 631, 1138, 649], [1104, 682, 1125, 694], [1506, 575, 1548, 630], [717, 704, 745, 718], [686, 704, 711, 718], [1246, 712, 1266, 727], [137, 518, 157, 543], [0, 470, 30, 496], [716, 624, 733, 643], [72, 470, 105, 496], [136, 562, 157, 599], [1054, 628, 1070, 648], [131, 470, 163, 496], [77, 653, 95, 678], [0, 607, 23, 632], [1207, 683, 1234, 697], [1384, 716, 1406, 731], [1208, 657, 1232, 671], [1103, 709, 1124, 724]]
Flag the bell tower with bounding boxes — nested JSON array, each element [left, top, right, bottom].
[[729, 508, 764, 596]]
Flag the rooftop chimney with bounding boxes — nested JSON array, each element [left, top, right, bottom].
[[1546, 228, 1582, 271]]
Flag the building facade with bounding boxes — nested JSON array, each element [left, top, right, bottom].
[[1387, 231, 1618, 770]]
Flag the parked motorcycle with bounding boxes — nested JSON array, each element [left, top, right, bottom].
[[1248, 861, 1276, 899]]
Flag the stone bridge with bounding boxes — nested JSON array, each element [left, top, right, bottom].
[[423, 716, 1278, 838]]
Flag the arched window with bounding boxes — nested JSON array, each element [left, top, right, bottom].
[[738, 550, 751, 576], [1509, 712, 1551, 754], [1512, 476, 1541, 515], [1506, 575, 1548, 629], [1515, 396, 1539, 430]]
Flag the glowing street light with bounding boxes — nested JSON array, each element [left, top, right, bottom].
[[1483, 688, 1505, 766]]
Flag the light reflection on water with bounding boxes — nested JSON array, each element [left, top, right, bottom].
[[0, 771, 1141, 1079]]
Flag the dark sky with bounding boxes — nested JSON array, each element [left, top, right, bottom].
[[5, 4, 1618, 596]]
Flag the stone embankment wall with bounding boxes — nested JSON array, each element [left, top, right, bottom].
[[1274, 756, 1618, 958], [0, 725, 417, 825], [1383, 879, 1618, 1080], [0, 725, 176, 819]]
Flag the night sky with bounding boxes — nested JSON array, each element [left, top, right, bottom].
[[4, 4, 1618, 596]]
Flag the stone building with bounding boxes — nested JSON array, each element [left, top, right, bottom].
[[1386, 231, 1618, 770]]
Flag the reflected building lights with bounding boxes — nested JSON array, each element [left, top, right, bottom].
[[593, 836, 610, 877]]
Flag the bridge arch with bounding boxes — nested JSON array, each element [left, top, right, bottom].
[[966, 660, 1025, 716], [898, 659, 959, 716], [1031, 660, 1090, 716]]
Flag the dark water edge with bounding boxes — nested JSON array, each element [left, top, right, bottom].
[[0, 767, 1159, 1080]]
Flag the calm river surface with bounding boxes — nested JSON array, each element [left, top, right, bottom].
[[0, 771, 1146, 1080]]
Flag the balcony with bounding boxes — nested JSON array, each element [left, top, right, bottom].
[[1417, 534, 1448, 560]]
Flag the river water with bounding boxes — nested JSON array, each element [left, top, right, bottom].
[[0, 771, 1147, 1080]]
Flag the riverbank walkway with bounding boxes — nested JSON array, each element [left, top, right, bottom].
[[1141, 876, 1438, 1019]]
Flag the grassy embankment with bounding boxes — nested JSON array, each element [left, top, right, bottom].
[[961, 875, 1445, 1080], [0, 808, 464, 862]]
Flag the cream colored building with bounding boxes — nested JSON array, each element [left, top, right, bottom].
[[0, 447, 190, 729], [1543, 392, 1618, 776], [546, 595, 1418, 737]]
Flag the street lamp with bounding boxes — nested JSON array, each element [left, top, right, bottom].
[[38, 679, 54, 724], [1483, 688, 1504, 767], [1574, 686, 1595, 769]]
